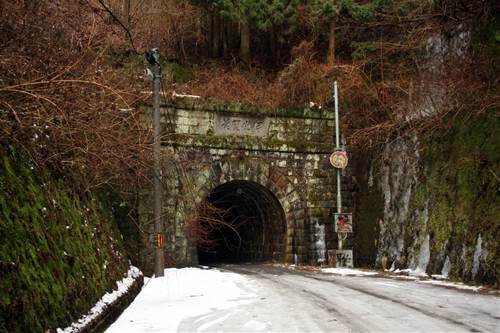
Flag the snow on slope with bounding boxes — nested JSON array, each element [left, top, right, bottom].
[[57, 265, 142, 333]]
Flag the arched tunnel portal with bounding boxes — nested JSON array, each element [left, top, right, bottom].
[[197, 180, 286, 265]]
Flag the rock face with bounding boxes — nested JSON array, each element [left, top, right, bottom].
[[377, 134, 421, 269], [139, 102, 356, 271], [354, 23, 498, 285], [355, 112, 498, 284]]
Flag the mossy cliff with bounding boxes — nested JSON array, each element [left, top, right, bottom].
[[355, 112, 499, 285], [0, 146, 130, 332]]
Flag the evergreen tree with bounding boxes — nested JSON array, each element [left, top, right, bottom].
[[310, 0, 387, 65], [195, 0, 299, 63]]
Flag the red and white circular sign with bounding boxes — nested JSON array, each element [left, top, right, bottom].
[[330, 150, 348, 169]]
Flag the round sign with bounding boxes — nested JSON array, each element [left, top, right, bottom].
[[330, 150, 348, 169]]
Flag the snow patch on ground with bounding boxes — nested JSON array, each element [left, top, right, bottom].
[[394, 275, 419, 280], [386, 267, 429, 278], [385, 268, 483, 292], [321, 268, 379, 276], [417, 279, 482, 292], [57, 265, 142, 333], [105, 267, 258, 333], [335, 265, 485, 293]]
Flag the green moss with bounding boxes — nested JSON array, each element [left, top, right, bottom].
[[311, 207, 328, 216], [98, 189, 142, 266], [164, 132, 332, 153], [359, 112, 498, 283], [472, 14, 500, 59], [163, 62, 195, 84], [0, 146, 129, 332], [420, 112, 499, 283], [350, 41, 376, 60]]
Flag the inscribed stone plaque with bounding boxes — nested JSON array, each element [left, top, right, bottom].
[[214, 113, 269, 137]]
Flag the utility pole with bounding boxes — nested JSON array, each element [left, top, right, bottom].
[[151, 48, 164, 277]]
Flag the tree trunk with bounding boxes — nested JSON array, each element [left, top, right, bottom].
[[208, 10, 213, 57], [223, 20, 232, 58], [211, 11, 221, 57], [125, 0, 131, 26], [327, 19, 336, 66], [269, 25, 278, 66], [221, 16, 228, 58], [240, 19, 251, 64]]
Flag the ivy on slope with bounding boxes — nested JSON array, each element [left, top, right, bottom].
[[0, 146, 129, 333]]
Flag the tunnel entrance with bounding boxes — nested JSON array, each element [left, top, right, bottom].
[[197, 180, 286, 265]]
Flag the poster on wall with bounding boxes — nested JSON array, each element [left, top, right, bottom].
[[335, 249, 353, 268], [334, 213, 353, 233]]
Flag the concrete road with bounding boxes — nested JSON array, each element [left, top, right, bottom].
[[178, 264, 500, 333]]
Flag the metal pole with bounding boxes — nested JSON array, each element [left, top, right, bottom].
[[334, 81, 340, 150], [334, 81, 343, 250], [152, 49, 164, 277]]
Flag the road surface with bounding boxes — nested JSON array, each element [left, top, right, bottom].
[[107, 264, 500, 333]]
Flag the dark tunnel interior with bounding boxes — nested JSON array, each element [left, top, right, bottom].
[[197, 180, 286, 265]]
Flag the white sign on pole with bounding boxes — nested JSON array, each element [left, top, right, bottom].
[[334, 213, 353, 233]]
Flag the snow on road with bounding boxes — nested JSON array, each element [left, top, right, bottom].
[[107, 265, 500, 333], [105, 267, 258, 333], [321, 267, 379, 276]]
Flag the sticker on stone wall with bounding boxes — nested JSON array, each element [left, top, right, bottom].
[[214, 113, 270, 137], [335, 249, 353, 268], [334, 213, 353, 233]]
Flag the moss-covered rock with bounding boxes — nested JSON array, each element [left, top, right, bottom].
[[0, 146, 129, 332], [419, 112, 499, 284], [360, 112, 499, 285]]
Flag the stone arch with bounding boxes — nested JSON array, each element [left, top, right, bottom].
[[191, 157, 307, 264]]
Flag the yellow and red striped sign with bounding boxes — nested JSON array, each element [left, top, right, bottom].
[[150, 233, 165, 248]]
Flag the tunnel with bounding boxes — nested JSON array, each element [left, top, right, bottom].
[[197, 180, 286, 265]]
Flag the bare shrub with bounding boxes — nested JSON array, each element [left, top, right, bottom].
[[175, 65, 281, 108], [184, 200, 242, 252], [0, 0, 151, 194], [102, 0, 204, 59], [276, 41, 333, 107]]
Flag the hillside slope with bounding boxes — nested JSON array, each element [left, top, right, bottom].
[[0, 146, 131, 332]]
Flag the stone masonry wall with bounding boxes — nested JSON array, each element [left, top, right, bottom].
[[139, 101, 355, 269]]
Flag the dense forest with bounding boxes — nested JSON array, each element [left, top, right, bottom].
[[1, 0, 498, 193]]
